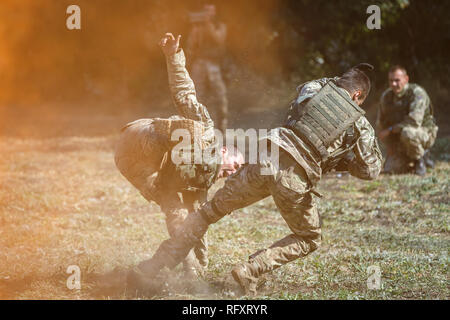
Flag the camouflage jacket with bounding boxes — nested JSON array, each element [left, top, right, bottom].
[[265, 77, 383, 186], [377, 83, 436, 131], [155, 49, 221, 193]]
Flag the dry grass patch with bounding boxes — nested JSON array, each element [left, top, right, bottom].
[[0, 136, 448, 299]]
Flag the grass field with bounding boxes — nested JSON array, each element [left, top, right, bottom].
[[0, 133, 448, 300]]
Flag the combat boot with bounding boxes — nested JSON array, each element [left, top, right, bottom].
[[126, 267, 164, 297], [126, 254, 169, 296], [423, 150, 435, 169], [231, 263, 259, 296], [414, 157, 426, 176], [183, 250, 205, 279]]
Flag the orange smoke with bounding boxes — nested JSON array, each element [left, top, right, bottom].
[[0, 1, 283, 116]]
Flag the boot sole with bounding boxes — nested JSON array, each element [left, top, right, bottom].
[[231, 268, 248, 294], [231, 268, 257, 296]]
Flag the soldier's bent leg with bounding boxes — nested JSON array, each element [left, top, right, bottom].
[[400, 126, 431, 160], [206, 62, 228, 132], [190, 59, 208, 104], [216, 84, 228, 133], [136, 191, 212, 277], [182, 190, 209, 269], [164, 205, 206, 276], [137, 209, 211, 275], [180, 162, 271, 271], [138, 164, 272, 276], [232, 196, 321, 296], [232, 233, 321, 295], [232, 156, 321, 294], [193, 236, 208, 269], [244, 218, 321, 271], [212, 76, 228, 132]]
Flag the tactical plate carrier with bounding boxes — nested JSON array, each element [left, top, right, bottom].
[[285, 81, 365, 162]]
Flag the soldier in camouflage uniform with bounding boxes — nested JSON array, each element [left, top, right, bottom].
[[115, 33, 243, 279], [377, 65, 438, 176], [128, 60, 383, 296], [186, 3, 228, 133]]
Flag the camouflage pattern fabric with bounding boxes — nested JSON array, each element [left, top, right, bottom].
[[400, 125, 438, 160], [136, 78, 382, 283], [115, 49, 221, 274], [114, 119, 167, 203], [139, 150, 321, 276], [162, 189, 209, 271], [265, 78, 382, 186], [285, 80, 366, 162], [114, 120, 211, 274], [377, 83, 438, 169]]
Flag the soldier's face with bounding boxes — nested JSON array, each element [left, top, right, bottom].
[[389, 70, 409, 94], [219, 149, 244, 178]]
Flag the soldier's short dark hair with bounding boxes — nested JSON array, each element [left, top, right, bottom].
[[388, 65, 408, 75], [336, 63, 374, 101]]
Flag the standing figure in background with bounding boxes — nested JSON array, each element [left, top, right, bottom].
[[186, 3, 228, 133], [377, 65, 438, 176]]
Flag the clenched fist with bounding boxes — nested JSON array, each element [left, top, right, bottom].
[[159, 33, 181, 56]]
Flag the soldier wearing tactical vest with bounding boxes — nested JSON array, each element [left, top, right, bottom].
[[115, 33, 244, 280], [377, 65, 438, 176], [126, 57, 383, 296]]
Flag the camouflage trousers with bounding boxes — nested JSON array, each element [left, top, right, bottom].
[[114, 119, 208, 272], [190, 59, 228, 133], [140, 150, 321, 280], [400, 124, 438, 160], [384, 124, 438, 173]]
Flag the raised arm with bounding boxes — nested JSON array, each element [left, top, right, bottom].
[[159, 33, 214, 130], [348, 117, 383, 180]]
